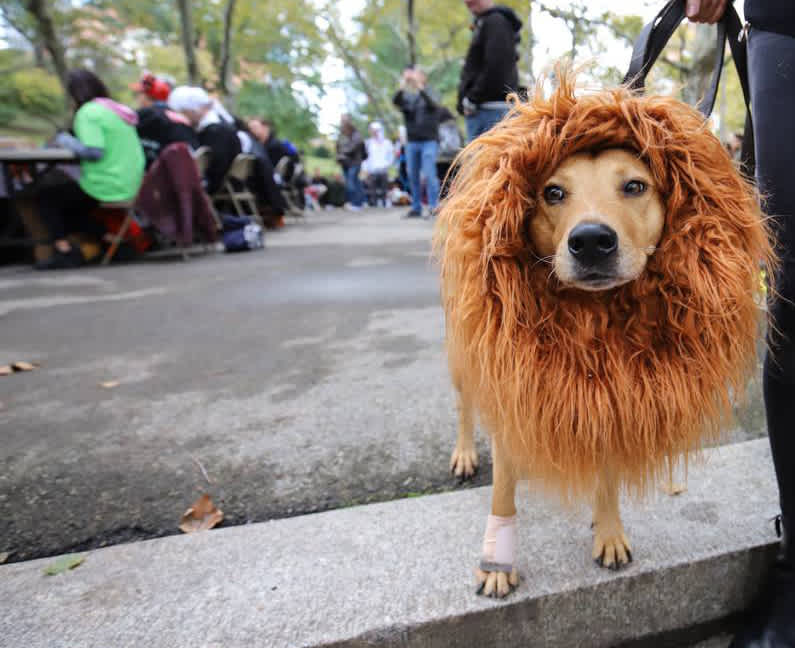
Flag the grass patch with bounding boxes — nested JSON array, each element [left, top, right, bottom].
[[303, 155, 340, 178]]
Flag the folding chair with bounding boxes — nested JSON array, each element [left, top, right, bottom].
[[191, 146, 212, 178], [211, 154, 262, 226], [100, 200, 137, 265], [274, 156, 306, 220]]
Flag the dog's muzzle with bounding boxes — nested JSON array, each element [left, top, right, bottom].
[[568, 222, 619, 284]]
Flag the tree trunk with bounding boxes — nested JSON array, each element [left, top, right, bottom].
[[524, 1, 535, 87], [326, 19, 397, 132], [407, 0, 416, 67], [23, 0, 68, 92], [176, 0, 200, 85], [219, 0, 238, 95]]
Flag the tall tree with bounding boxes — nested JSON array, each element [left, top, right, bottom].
[[175, 0, 199, 85], [22, 0, 68, 92], [219, 0, 238, 95], [407, 0, 416, 67]]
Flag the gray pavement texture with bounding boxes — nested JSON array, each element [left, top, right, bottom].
[[0, 207, 768, 564], [0, 439, 779, 648]]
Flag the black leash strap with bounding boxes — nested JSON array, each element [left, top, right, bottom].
[[622, 0, 754, 174]]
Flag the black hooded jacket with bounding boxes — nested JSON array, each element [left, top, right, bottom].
[[745, 0, 795, 38], [457, 5, 522, 114]]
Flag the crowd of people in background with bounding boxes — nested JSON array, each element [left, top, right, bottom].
[[333, 0, 522, 220], [20, 0, 525, 270]]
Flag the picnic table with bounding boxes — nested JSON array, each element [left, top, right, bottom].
[[0, 148, 77, 247]]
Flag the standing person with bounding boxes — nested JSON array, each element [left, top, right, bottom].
[[35, 69, 145, 270], [336, 114, 366, 211], [687, 1, 795, 646], [363, 122, 394, 207], [393, 67, 441, 219], [458, 0, 522, 142]]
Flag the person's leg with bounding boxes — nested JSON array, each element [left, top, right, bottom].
[[465, 114, 482, 143], [466, 108, 509, 142], [377, 172, 388, 205], [351, 164, 364, 207], [421, 140, 440, 211], [730, 26, 795, 648], [37, 179, 98, 264], [343, 166, 354, 204], [406, 141, 422, 214]]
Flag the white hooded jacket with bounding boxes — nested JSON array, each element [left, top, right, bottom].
[[363, 122, 394, 175]]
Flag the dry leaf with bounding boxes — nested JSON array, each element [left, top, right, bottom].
[[100, 380, 120, 389], [0, 551, 9, 564], [0, 366, 12, 376], [43, 554, 85, 576], [12, 361, 38, 372], [179, 494, 223, 533]]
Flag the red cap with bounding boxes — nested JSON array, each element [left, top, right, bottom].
[[130, 74, 171, 102]]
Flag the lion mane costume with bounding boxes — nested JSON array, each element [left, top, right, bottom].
[[436, 74, 773, 500]]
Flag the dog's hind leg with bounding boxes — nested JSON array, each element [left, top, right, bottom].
[[475, 439, 519, 598], [450, 388, 479, 480], [592, 465, 633, 570]]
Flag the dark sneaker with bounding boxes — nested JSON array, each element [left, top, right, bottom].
[[729, 557, 795, 647], [402, 209, 422, 219], [34, 247, 83, 271]]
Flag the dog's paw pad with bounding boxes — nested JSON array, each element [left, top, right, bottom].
[[450, 446, 479, 480], [592, 532, 632, 570], [475, 567, 519, 598]]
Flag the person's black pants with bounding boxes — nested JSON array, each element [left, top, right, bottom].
[[248, 152, 286, 216], [750, 27, 795, 559], [369, 171, 388, 204], [37, 177, 100, 242]]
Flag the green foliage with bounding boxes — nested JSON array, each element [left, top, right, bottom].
[[237, 81, 318, 147], [11, 68, 64, 120], [143, 44, 218, 88], [312, 145, 331, 158], [0, 67, 65, 126]]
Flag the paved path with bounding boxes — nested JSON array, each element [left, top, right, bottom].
[[0, 208, 767, 563]]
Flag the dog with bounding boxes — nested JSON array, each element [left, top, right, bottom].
[[435, 73, 772, 598]]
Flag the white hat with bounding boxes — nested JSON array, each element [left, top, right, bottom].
[[167, 86, 212, 112]]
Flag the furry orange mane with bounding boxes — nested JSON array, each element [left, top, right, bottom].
[[435, 74, 773, 499]]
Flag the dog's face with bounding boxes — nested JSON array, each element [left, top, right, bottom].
[[528, 149, 664, 291]]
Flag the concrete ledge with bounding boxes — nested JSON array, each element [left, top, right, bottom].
[[1, 439, 779, 648]]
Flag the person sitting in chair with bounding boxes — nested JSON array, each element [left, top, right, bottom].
[[132, 73, 197, 168], [167, 86, 240, 196], [35, 69, 145, 270]]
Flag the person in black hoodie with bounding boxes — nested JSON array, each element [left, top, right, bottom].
[[689, 2, 795, 646], [168, 86, 240, 196], [458, 0, 522, 142]]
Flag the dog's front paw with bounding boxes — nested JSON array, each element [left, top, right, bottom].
[[450, 444, 478, 480], [475, 566, 519, 598], [592, 527, 632, 570]]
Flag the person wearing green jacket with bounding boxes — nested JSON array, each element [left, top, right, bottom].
[[36, 69, 145, 270]]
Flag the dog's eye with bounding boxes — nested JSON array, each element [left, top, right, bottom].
[[623, 180, 647, 195], [543, 185, 565, 204]]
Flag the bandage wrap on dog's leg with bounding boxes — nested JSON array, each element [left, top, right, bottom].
[[479, 514, 516, 573]]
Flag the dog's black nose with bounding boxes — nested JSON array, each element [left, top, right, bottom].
[[568, 223, 618, 265]]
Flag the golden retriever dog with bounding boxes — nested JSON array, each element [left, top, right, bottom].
[[435, 73, 772, 598]]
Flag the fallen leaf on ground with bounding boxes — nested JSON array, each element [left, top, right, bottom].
[[12, 361, 38, 372], [100, 380, 120, 389], [0, 551, 9, 564], [0, 366, 12, 376], [179, 494, 224, 533], [43, 554, 85, 576]]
